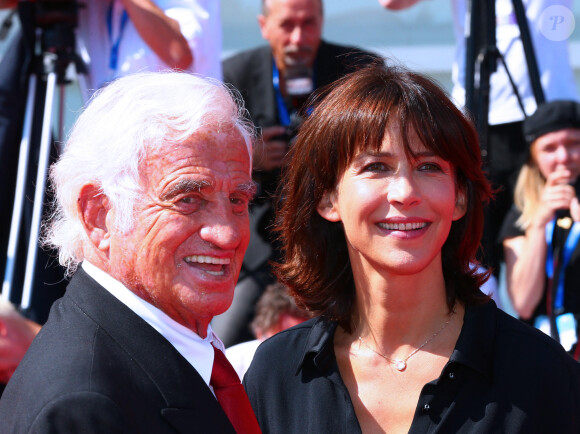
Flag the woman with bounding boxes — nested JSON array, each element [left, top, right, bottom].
[[501, 100, 580, 359], [243, 63, 580, 433]]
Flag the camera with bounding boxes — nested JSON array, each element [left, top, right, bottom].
[[272, 114, 303, 146]]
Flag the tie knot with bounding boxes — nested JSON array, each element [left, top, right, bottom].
[[210, 344, 242, 389]]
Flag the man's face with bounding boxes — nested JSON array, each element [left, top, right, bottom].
[[106, 125, 253, 334], [259, 0, 323, 73]]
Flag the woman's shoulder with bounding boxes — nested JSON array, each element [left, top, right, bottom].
[[479, 304, 580, 399], [245, 316, 336, 379], [463, 302, 580, 380], [252, 317, 328, 359]]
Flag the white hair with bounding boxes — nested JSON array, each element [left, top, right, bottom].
[[43, 71, 255, 275]]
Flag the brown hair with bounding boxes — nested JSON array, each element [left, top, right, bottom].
[[274, 61, 492, 332], [250, 281, 311, 336]]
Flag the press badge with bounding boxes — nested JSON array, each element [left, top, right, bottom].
[[556, 313, 578, 352]]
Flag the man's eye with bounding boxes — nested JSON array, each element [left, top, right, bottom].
[[179, 196, 196, 204], [173, 195, 202, 214], [230, 196, 249, 208]]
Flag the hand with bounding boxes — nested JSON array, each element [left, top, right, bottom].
[[0, 0, 18, 9], [253, 126, 289, 171], [534, 168, 578, 227], [0, 305, 41, 383]]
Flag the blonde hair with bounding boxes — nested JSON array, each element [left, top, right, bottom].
[[513, 149, 546, 230]]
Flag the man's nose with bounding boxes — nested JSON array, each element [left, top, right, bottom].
[[199, 201, 243, 250], [289, 25, 304, 45]]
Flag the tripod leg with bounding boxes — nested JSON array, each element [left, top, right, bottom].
[[1, 74, 37, 303], [20, 70, 57, 310]]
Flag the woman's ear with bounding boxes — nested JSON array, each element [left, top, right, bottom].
[[453, 188, 468, 221], [317, 189, 341, 222], [78, 184, 111, 253]]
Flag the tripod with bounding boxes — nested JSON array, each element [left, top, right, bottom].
[[464, 0, 545, 156], [462, 0, 546, 273], [1, 1, 85, 318]]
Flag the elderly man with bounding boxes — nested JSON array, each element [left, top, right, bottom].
[[0, 72, 261, 433], [217, 0, 379, 346]]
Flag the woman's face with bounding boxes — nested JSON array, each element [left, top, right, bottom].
[[317, 123, 466, 279], [533, 128, 580, 182]]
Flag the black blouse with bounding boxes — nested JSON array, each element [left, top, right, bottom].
[[244, 301, 580, 433]]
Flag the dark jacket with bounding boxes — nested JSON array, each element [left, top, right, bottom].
[[0, 268, 236, 433], [223, 40, 379, 129]]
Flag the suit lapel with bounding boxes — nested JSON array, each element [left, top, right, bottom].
[[65, 269, 236, 434]]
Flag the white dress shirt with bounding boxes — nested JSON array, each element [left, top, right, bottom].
[[82, 261, 225, 389]]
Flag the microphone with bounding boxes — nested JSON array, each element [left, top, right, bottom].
[[555, 179, 580, 228]]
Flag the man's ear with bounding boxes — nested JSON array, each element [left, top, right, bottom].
[[453, 188, 468, 221], [317, 190, 341, 222], [257, 13, 268, 39], [78, 184, 111, 253]]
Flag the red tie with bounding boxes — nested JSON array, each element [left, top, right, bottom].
[[210, 344, 261, 434]]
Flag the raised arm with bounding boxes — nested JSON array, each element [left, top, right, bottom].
[[0, 301, 41, 383], [120, 0, 193, 70], [503, 168, 580, 319], [503, 230, 548, 320], [378, 0, 424, 10]]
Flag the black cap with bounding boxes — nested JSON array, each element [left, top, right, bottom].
[[523, 100, 580, 146]]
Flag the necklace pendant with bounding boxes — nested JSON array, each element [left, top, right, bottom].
[[395, 360, 406, 371]]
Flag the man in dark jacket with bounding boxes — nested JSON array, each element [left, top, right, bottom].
[[216, 0, 379, 346], [0, 71, 260, 433]]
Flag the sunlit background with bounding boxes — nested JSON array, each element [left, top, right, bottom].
[[1, 1, 578, 144]]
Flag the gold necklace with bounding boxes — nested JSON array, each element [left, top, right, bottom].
[[357, 313, 454, 372]]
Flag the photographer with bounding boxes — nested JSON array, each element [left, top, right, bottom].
[[217, 0, 379, 347], [501, 100, 580, 360], [77, 0, 222, 96]]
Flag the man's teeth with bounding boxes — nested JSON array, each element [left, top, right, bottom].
[[183, 255, 231, 265], [379, 222, 427, 231]]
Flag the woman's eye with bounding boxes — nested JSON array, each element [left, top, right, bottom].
[[363, 162, 387, 172], [418, 162, 442, 172]]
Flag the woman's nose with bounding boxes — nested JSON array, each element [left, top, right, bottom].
[[387, 174, 420, 206]]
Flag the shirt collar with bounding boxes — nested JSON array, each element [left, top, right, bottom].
[[81, 261, 224, 386], [296, 316, 338, 375], [296, 301, 498, 381]]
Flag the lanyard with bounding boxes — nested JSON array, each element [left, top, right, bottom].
[[546, 219, 580, 313], [272, 59, 291, 127], [107, 4, 130, 73]]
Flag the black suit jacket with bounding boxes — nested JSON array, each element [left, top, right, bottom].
[[223, 40, 378, 130], [0, 268, 236, 433]]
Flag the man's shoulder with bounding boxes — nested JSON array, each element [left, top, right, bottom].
[[223, 46, 271, 74], [315, 40, 380, 85], [319, 40, 378, 58]]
